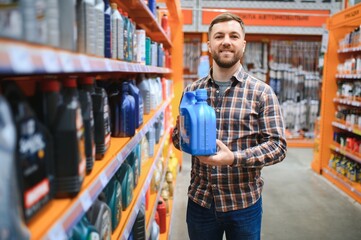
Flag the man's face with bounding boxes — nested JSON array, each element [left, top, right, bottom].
[[208, 20, 246, 68]]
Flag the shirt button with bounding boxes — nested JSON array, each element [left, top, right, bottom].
[[216, 109, 220, 112]]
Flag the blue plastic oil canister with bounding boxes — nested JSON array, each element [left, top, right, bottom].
[[115, 162, 134, 210], [179, 88, 216, 155], [102, 176, 122, 231]]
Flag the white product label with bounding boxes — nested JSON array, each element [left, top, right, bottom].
[[80, 191, 92, 211], [9, 46, 34, 73]]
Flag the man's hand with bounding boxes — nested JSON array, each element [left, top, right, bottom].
[[197, 139, 234, 166]]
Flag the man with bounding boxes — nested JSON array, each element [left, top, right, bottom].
[[172, 12, 287, 240]]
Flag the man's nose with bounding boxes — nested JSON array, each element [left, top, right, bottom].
[[222, 35, 231, 46]]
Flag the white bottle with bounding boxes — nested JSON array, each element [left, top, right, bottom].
[[110, 3, 121, 59], [94, 0, 104, 57]]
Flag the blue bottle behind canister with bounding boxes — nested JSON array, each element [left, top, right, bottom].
[[104, 0, 112, 58], [128, 80, 143, 128], [179, 88, 216, 155], [120, 82, 136, 137]]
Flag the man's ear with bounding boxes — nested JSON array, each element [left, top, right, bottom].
[[207, 41, 211, 53]]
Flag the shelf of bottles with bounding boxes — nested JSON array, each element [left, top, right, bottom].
[[0, 40, 171, 76], [116, 125, 173, 240], [26, 97, 172, 239], [324, 22, 361, 202]]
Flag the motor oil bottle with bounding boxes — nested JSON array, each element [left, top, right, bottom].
[[128, 79, 143, 128], [78, 89, 95, 174], [53, 78, 86, 198], [3, 81, 53, 221], [180, 88, 216, 155], [86, 193, 112, 240], [120, 81, 136, 137], [70, 215, 100, 240], [107, 81, 122, 137], [132, 203, 146, 240], [104, 0, 112, 58], [115, 162, 134, 210], [137, 74, 151, 114], [79, 77, 111, 160], [125, 149, 140, 187], [102, 176, 122, 232], [0, 95, 30, 239]]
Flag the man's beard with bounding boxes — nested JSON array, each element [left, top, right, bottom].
[[212, 50, 241, 68]]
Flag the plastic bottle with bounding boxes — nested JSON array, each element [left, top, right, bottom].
[[120, 82, 136, 137], [78, 88, 95, 174], [128, 79, 143, 128], [104, 0, 112, 58], [4, 81, 54, 221], [108, 82, 122, 137], [53, 78, 86, 198], [180, 88, 217, 155], [117, 7, 125, 60], [94, 0, 105, 57], [137, 74, 151, 114], [0, 95, 30, 239], [110, 3, 121, 59], [86, 194, 112, 240], [79, 78, 111, 160], [123, 12, 130, 61], [76, 0, 96, 55], [58, 0, 77, 51], [145, 37, 151, 65], [132, 203, 146, 240], [102, 176, 122, 231], [157, 197, 167, 234], [115, 162, 134, 210], [70, 215, 100, 240], [125, 149, 140, 187]]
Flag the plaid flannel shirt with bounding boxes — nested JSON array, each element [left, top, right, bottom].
[[172, 66, 287, 212]]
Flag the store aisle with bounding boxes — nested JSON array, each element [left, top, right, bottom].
[[169, 148, 361, 240]]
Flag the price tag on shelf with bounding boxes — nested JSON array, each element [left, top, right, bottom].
[[8, 45, 34, 73], [80, 191, 92, 212], [41, 50, 61, 73], [104, 59, 112, 71], [47, 223, 67, 240], [79, 55, 91, 72], [59, 52, 75, 72], [99, 172, 108, 187]]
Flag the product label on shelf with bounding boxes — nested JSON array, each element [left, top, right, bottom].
[[8, 45, 34, 73], [42, 50, 61, 73], [80, 191, 92, 212]]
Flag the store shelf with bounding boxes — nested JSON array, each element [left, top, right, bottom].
[[0, 39, 171, 76], [332, 121, 361, 137], [115, 0, 172, 48], [330, 143, 361, 164], [333, 97, 361, 107], [287, 138, 314, 148], [323, 167, 361, 200], [337, 46, 361, 53], [313, 3, 361, 204], [145, 147, 173, 239], [27, 98, 172, 239], [115, 125, 173, 240], [336, 74, 361, 79]]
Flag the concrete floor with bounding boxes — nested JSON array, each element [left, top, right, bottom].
[[169, 148, 361, 240]]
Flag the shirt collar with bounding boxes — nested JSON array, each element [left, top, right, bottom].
[[206, 65, 247, 84]]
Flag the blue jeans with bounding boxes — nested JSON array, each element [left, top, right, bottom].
[[186, 197, 262, 240]]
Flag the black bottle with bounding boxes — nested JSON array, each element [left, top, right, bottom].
[[3, 81, 54, 221]]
